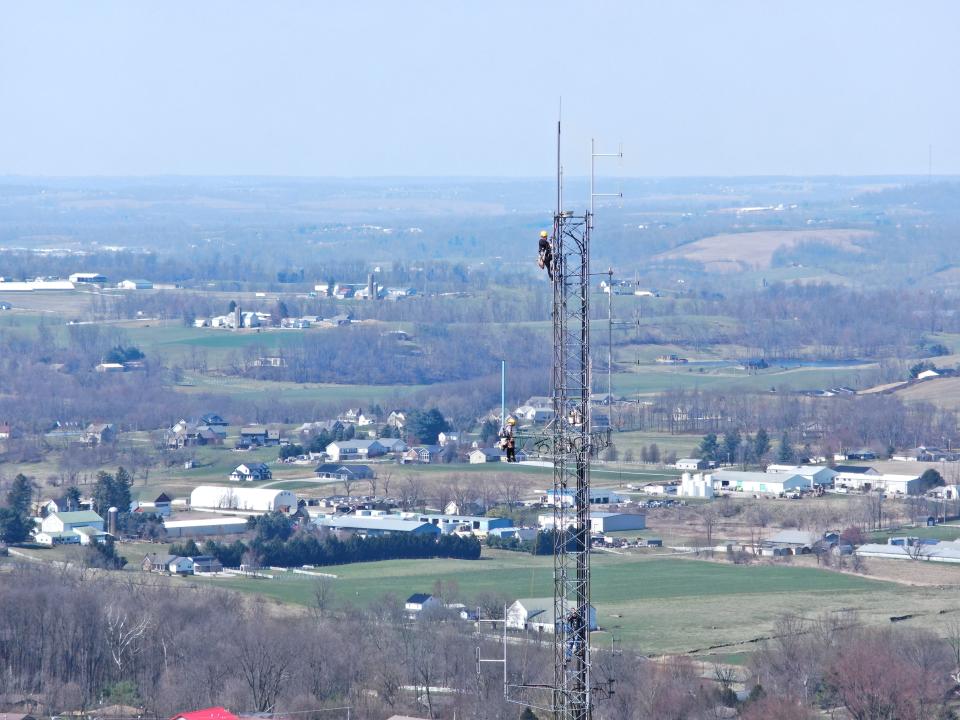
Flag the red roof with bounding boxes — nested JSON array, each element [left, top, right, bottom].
[[171, 708, 239, 720]]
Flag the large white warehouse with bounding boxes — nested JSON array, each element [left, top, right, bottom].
[[190, 485, 297, 513]]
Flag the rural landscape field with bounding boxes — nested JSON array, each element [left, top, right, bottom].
[[2, 2, 960, 720]]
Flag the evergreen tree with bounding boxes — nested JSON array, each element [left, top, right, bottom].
[[699, 433, 719, 462], [777, 432, 795, 464], [753, 428, 771, 464], [723, 430, 742, 464], [7, 474, 33, 515]]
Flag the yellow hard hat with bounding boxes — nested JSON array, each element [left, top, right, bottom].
[[540, 230, 548, 238], [507, 417, 516, 425]]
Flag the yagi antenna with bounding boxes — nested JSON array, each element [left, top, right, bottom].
[[590, 138, 623, 230]]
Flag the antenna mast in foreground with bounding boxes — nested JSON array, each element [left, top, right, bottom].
[[477, 119, 619, 720], [549, 122, 620, 720]]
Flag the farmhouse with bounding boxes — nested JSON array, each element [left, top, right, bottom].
[[190, 486, 296, 512], [229, 463, 272, 482], [131, 492, 173, 517], [315, 515, 441, 537], [404, 593, 439, 614], [83, 423, 116, 445], [506, 598, 598, 633], [711, 470, 807, 495]]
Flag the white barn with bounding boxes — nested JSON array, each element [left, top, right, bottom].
[[189, 486, 298, 513], [506, 598, 598, 633]]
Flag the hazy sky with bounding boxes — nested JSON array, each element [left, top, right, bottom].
[[1, 1, 958, 177]]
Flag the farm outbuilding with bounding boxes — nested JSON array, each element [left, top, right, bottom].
[[590, 512, 646, 533], [506, 598, 597, 633], [711, 470, 807, 495], [163, 516, 250, 538], [189, 486, 298, 513]]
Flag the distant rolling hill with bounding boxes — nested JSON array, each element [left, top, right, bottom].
[[654, 228, 872, 272]]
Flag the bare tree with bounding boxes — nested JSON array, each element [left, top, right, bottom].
[[311, 576, 336, 618], [105, 602, 151, 674], [380, 469, 393, 498]]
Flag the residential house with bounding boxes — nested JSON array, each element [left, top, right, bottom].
[[83, 423, 116, 445], [404, 593, 439, 614], [313, 463, 375, 481], [469, 448, 504, 464], [514, 405, 555, 424], [377, 437, 408, 454], [297, 419, 345, 437], [141, 554, 193, 575], [438, 431, 459, 446], [142, 553, 176, 573], [41, 494, 83, 515], [338, 408, 364, 424], [199, 413, 229, 427], [325, 439, 386, 462], [166, 420, 226, 448], [0, 424, 11, 439], [230, 463, 272, 482], [506, 598, 597, 633], [190, 555, 223, 574], [402, 445, 442, 464], [238, 426, 280, 448], [386, 411, 406, 429]]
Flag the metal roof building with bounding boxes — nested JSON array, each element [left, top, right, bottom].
[[164, 516, 250, 538], [315, 515, 441, 536], [189, 486, 297, 512]]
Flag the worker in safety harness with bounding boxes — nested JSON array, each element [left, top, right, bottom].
[[564, 610, 585, 664], [538, 230, 554, 280], [499, 416, 517, 462]]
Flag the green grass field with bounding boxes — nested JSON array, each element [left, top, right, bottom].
[[612, 363, 877, 396], [185, 550, 907, 653], [869, 524, 960, 543]]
